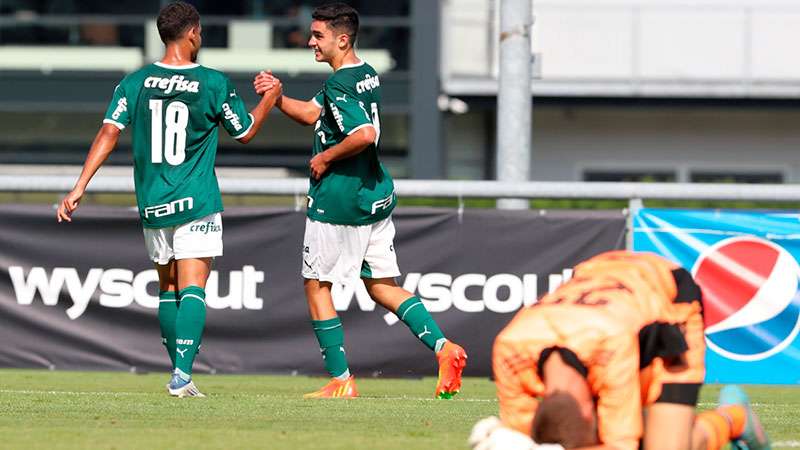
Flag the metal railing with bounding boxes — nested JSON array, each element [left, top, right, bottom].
[[3, 175, 799, 202], [3, 175, 796, 250]]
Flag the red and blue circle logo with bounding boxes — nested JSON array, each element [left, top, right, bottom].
[[692, 236, 800, 361]]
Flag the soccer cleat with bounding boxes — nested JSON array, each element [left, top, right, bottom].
[[303, 375, 359, 399], [719, 385, 771, 450], [167, 373, 206, 398], [435, 341, 467, 399]]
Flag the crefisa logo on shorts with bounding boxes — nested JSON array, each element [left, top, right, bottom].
[[692, 236, 800, 361]]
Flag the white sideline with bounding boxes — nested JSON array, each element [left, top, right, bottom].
[[0, 389, 496, 402], [0, 389, 146, 396]]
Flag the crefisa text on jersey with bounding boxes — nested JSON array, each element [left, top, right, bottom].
[[355, 73, 380, 94], [143, 75, 200, 95], [222, 103, 243, 131]]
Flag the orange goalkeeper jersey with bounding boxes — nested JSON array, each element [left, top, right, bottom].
[[493, 251, 701, 450]]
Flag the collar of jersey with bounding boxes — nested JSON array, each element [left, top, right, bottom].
[[338, 59, 365, 70], [154, 61, 200, 69]]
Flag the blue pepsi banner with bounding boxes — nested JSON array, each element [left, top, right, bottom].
[[633, 208, 800, 384]]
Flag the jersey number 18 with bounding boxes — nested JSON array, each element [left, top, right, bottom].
[[149, 99, 188, 165]]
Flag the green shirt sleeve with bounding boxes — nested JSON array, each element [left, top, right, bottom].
[[325, 82, 374, 136], [103, 83, 130, 130], [219, 76, 254, 140], [312, 90, 324, 108]]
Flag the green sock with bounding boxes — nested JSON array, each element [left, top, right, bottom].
[[311, 317, 350, 379], [158, 290, 179, 368], [174, 286, 206, 380], [397, 297, 447, 352]]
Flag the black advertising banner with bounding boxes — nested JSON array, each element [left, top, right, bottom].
[[0, 205, 625, 377]]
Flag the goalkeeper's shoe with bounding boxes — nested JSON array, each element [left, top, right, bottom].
[[303, 375, 359, 399], [435, 341, 467, 399], [719, 385, 771, 450], [167, 373, 206, 398]]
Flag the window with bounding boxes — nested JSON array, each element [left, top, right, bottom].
[[583, 171, 676, 183], [690, 172, 783, 184]]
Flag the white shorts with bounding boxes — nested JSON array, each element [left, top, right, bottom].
[[143, 213, 223, 265], [302, 217, 401, 285]]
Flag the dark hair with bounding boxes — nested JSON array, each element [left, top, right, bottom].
[[531, 392, 597, 449], [157, 1, 200, 44], [312, 2, 359, 45]]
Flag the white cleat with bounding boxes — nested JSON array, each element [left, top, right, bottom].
[[168, 380, 206, 398]]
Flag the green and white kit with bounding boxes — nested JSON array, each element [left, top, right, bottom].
[[302, 60, 401, 283], [103, 61, 251, 260]]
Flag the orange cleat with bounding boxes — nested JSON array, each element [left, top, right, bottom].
[[435, 341, 467, 399], [303, 375, 359, 399]]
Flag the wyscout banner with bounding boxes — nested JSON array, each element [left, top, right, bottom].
[[633, 208, 800, 384], [0, 205, 624, 377]]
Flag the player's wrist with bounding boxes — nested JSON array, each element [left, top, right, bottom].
[[320, 150, 334, 164]]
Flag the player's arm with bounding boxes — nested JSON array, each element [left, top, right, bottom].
[[58, 82, 129, 223], [235, 78, 282, 144], [309, 126, 376, 180], [254, 71, 321, 126], [308, 80, 378, 179], [217, 74, 281, 145], [575, 335, 643, 450], [276, 95, 322, 126], [57, 123, 121, 222]]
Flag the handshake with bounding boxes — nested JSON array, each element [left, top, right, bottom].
[[252, 70, 283, 104], [469, 417, 565, 450]]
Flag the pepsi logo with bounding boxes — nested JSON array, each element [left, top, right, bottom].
[[692, 236, 800, 361]]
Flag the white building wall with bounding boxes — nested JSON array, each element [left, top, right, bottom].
[[442, 0, 800, 97], [445, 106, 800, 182]]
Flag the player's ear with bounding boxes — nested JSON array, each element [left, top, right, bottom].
[[187, 25, 200, 42], [338, 33, 350, 50]]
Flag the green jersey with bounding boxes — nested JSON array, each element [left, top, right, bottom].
[[103, 62, 253, 228], [307, 60, 396, 226]]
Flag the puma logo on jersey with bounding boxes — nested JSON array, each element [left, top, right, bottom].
[[222, 103, 243, 131], [144, 197, 194, 219], [176, 348, 188, 358], [335, 94, 347, 102], [355, 73, 380, 94], [143, 75, 200, 94]]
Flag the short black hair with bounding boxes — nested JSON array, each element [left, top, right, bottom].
[[312, 2, 359, 45], [157, 1, 200, 44]]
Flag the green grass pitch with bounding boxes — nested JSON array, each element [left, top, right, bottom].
[[0, 369, 797, 449]]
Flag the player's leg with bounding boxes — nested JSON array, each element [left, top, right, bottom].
[[305, 278, 350, 383], [172, 257, 211, 375], [644, 401, 695, 450], [301, 218, 358, 398], [693, 386, 771, 450], [144, 226, 181, 372], [156, 261, 179, 368], [360, 217, 466, 398], [643, 302, 708, 450], [167, 213, 222, 397], [363, 277, 448, 352], [166, 256, 211, 398]]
